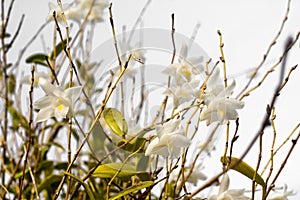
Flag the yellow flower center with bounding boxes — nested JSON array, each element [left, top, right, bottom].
[[56, 99, 65, 111], [57, 104, 64, 111]]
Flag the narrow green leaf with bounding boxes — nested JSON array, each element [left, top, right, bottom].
[[8, 74, 16, 94], [117, 137, 146, 153], [25, 53, 48, 66], [37, 174, 62, 193], [136, 154, 149, 171], [64, 172, 95, 200], [14, 169, 29, 179], [102, 108, 128, 137], [93, 162, 150, 181], [91, 121, 106, 152], [8, 105, 29, 131], [109, 181, 154, 200], [93, 163, 136, 179], [50, 37, 72, 59], [221, 156, 266, 193]]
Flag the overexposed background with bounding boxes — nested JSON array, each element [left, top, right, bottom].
[[7, 0, 300, 199]]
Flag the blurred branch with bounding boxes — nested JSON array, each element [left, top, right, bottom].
[[237, 0, 292, 98], [5, 14, 24, 53]]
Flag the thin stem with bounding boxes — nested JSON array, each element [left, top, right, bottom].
[[109, 3, 122, 71], [222, 122, 230, 168], [127, 0, 152, 44], [218, 30, 227, 87], [237, 0, 291, 98], [171, 13, 176, 64], [229, 118, 239, 161], [1, 0, 8, 190], [264, 131, 300, 198], [105, 140, 146, 199], [54, 55, 132, 199], [66, 67, 73, 200], [14, 21, 48, 69], [239, 32, 299, 100], [252, 130, 263, 200], [3, 0, 15, 30], [261, 123, 300, 176], [18, 65, 35, 199], [1, 151, 24, 199], [265, 108, 277, 185], [45, 56, 60, 85], [186, 36, 293, 200], [5, 14, 24, 53]]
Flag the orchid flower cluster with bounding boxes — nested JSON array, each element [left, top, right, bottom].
[[47, 0, 108, 24], [1, 0, 299, 199]]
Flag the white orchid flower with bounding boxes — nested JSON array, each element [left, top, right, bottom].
[[163, 44, 204, 85], [268, 184, 296, 200], [47, 3, 82, 25], [201, 68, 244, 125], [163, 58, 204, 85], [183, 163, 207, 186], [200, 97, 244, 125], [33, 78, 82, 122], [164, 80, 200, 106], [208, 173, 250, 200], [145, 118, 191, 158]]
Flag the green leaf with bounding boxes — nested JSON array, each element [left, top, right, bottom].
[[14, 169, 29, 179], [221, 156, 266, 194], [37, 174, 62, 193], [25, 53, 48, 66], [102, 108, 128, 137], [93, 162, 150, 181], [117, 137, 146, 153], [136, 154, 149, 171], [65, 172, 95, 200], [50, 37, 72, 60], [8, 105, 29, 131], [8, 74, 16, 94], [109, 181, 154, 200]]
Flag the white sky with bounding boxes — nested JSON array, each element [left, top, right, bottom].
[[8, 0, 300, 199]]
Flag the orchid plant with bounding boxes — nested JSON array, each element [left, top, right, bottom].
[[1, 0, 299, 199]]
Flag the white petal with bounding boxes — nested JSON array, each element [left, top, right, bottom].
[[200, 107, 222, 125], [207, 67, 221, 87], [145, 138, 169, 157], [36, 107, 54, 122], [54, 103, 69, 118], [34, 96, 56, 110], [268, 193, 286, 200], [65, 86, 82, 104], [156, 118, 180, 138], [224, 109, 239, 121], [169, 134, 191, 148], [145, 137, 159, 156], [48, 2, 56, 10], [39, 78, 58, 95], [162, 64, 178, 76], [208, 195, 218, 200], [169, 145, 181, 158], [225, 98, 245, 109], [228, 189, 246, 197], [219, 173, 230, 194], [224, 80, 236, 96], [179, 44, 188, 59]]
